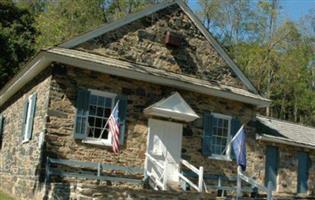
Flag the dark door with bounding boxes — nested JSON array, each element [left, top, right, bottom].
[[297, 152, 310, 193], [265, 146, 279, 190]]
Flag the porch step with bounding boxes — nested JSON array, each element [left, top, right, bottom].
[[166, 181, 181, 192]]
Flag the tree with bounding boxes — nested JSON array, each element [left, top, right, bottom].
[[34, 0, 163, 49], [0, 0, 37, 87]]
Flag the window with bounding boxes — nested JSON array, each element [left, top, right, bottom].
[[22, 93, 37, 143], [210, 113, 231, 159], [85, 90, 116, 145], [74, 88, 128, 146]]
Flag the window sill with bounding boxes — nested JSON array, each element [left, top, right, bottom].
[[82, 138, 112, 146], [208, 155, 232, 161]]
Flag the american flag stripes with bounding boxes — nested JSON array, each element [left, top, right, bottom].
[[108, 102, 120, 153]]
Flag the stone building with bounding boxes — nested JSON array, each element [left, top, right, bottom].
[[0, 1, 314, 199]]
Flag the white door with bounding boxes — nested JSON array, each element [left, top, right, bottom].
[[145, 119, 183, 183]]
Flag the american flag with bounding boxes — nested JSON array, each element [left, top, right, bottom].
[[108, 102, 120, 153]]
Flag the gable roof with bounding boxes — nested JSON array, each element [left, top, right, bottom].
[[59, 0, 258, 94], [256, 116, 315, 149], [0, 47, 270, 108]]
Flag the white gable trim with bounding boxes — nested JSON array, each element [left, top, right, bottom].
[[58, 0, 258, 94], [144, 92, 199, 122], [59, 1, 176, 48], [175, 0, 257, 94]]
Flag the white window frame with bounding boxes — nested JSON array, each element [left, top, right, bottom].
[[82, 89, 116, 146], [208, 113, 232, 161], [22, 95, 34, 144]]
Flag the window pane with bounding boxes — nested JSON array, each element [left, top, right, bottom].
[[98, 96, 105, 106], [90, 95, 97, 105], [94, 128, 101, 138], [104, 108, 111, 117], [101, 129, 109, 139], [95, 118, 102, 128], [213, 118, 217, 127], [224, 120, 228, 128], [81, 117, 86, 134], [105, 98, 112, 107], [88, 117, 95, 127], [76, 117, 82, 133], [88, 127, 94, 137], [97, 107, 104, 117], [89, 105, 96, 116]]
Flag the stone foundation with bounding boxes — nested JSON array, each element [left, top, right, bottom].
[[45, 181, 216, 200]]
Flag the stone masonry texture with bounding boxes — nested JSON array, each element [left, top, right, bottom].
[[76, 4, 247, 90], [0, 3, 314, 198], [0, 69, 52, 200], [0, 63, 314, 199]]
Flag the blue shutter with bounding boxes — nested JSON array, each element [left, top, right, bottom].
[[230, 118, 241, 160], [202, 112, 213, 156], [265, 146, 279, 191], [115, 95, 128, 145], [25, 93, 37, 141], [74, 88, 90, 139], [0, 115, 4, 135], [21, 98, 29, 140], [0, 115, 4, 149], [297, 152, 310, 193]]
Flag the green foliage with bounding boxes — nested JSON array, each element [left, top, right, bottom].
[[0, 0, 37, 87], [199, 0, 315, 125], [34, 0, 161, 49], [0, 190, 15, 200]]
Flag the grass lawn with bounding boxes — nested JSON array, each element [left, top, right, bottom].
[[0, 190, 15, 200]]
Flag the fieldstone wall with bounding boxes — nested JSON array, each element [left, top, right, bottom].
[[45, 64, 315, 198], [252, 140, 315, 196], [46, 64, 255, 175], [44, 181, 216, 200], [76, 4, 247, 90], [0, 63, 314, 199], [0, 69, 52, 200]]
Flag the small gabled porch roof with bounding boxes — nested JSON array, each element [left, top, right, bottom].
[[144, 92, 199, 122]]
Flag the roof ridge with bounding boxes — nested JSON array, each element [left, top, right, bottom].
[[257, 115, 315, 131]]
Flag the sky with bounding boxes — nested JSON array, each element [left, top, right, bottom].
[[187, 0, 315, 22]]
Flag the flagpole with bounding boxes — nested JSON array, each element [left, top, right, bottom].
[[220, 124, 245, 155], [98, 101, 119, 139], [236, 165, 242, 199]]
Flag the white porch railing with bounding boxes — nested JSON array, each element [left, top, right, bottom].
[[179, 159, 204, 192], [238, 170, 273, 200], [145, 153, 167, 190]]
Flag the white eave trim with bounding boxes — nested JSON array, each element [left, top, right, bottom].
[[256, 134, 315, 150], [47, 51, 270, 107], [0, 53, 51, 106]]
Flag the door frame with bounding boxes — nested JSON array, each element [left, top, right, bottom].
[[144, 118, 183, 183]]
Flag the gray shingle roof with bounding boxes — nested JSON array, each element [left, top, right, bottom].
[[47, 48, 270, 107], [256, 116, 315, 148]]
